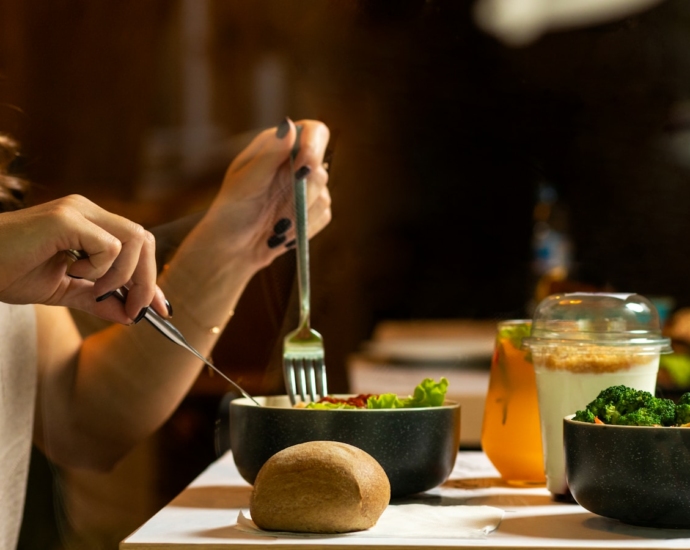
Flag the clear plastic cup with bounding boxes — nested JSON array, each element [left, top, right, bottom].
[[523, 292, 672, 499]]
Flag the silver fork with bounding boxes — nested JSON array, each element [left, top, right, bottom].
[[282, 128, 327, 405]]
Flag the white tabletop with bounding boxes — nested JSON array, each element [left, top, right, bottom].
[[121, 451, 690, 550]]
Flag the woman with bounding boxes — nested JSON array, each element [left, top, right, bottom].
[[0, 118, 331, 548]]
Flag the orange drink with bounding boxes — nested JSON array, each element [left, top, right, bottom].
[[481, 320, 545, 485]]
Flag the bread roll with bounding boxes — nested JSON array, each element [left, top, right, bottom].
[[249, 441, 390, 533]]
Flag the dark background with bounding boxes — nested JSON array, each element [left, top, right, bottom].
[[2, 0, 690, 548]]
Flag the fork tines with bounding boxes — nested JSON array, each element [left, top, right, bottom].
[[283, 346, 327, 405]]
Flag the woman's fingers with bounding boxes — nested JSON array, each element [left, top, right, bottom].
[[228, 119, 297, 186], [307, 186, 333, 239], [53, 278, 168, 325], [48, 195, 163, 321], [268, 182, 332, 252], [56, 278, 133, 324], [260, 135, 331, 252], [227, 119, 329, 193], [305, 163, 330, 208], [199, 119, 331, 268], [97, 229, 157, 321], [293, 121, 331, 175], [151, 285, 170, 319], [229, 118, 294, 172], [295, 161, 331, 237]]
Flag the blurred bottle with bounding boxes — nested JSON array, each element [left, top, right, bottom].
[[529, 182, 573, 311]]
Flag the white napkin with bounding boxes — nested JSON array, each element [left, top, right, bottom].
[[235, 503, 504, 539]]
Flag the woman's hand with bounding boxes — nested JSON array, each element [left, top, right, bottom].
[[197, 118, 332, 269], [0, 194, 168, 323]]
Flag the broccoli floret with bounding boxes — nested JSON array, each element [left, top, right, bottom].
[[584, 385, 655, 424], [678, 393, 690, 406], [675, 405, 690, 425], [646, 397, 677, 426], [576, 385, 675, 427], [675, 393, 690, 425], [573, 409, 596, 423], [577, 387, 690, 427], [616, 409, 662, 426]]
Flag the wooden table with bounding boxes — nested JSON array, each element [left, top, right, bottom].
[[121, 451, 690, 549]]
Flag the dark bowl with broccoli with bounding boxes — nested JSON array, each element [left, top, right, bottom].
[[564, 386, 690, 528]]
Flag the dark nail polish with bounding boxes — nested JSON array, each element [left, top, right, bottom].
[[133, 307, 149, 324], [165, 299, 173, 318], [276, 117, 290, 139], [295, 165, 311, 180], [267, 234, 287, 249], [285, 239, 296, 249], [67, 274, 84, 280], [96, 290, 115, 302], [273, 218, 292, 234]]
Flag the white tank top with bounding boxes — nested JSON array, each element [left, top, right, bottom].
[[0, 302, 37, 549]]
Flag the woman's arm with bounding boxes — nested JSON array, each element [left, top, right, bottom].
[[33, 119, 331, 470]]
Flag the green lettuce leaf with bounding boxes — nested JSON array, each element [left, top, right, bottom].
[[305, 402, 359, 410], [304, 377, 450, 409], [367, 377, 449, 409], [404, 376, 449, 407], [366, 393, 407, 409]]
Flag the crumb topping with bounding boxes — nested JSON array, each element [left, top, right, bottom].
[[532, 347, 656, 373]]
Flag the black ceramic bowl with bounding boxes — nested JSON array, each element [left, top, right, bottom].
[[564, 414, 690, 528], [229, 395, 461, 498]]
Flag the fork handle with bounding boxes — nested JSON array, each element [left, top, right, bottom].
[[295, 173, 311, 330], [291, 126, 311, 333]]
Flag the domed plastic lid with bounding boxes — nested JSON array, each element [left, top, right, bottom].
[[523, 292, 672, 352]]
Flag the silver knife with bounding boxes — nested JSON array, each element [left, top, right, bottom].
[[66, 249, 260, 405]]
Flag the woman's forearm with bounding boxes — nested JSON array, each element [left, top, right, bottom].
[[35, 231, 261, 470]]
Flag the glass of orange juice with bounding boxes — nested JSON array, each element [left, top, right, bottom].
[[481, 320, 545, 485]]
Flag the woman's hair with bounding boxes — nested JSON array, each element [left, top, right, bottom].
[[0, 134, 28, 212]]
